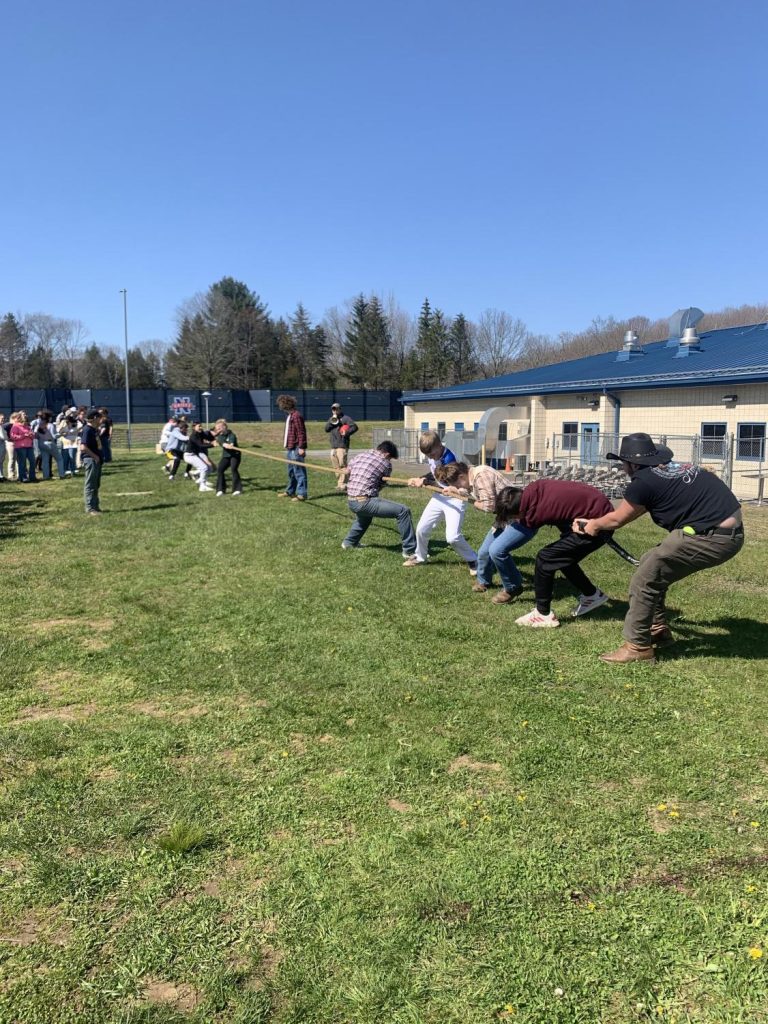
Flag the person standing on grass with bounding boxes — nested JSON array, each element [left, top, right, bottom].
[[36, 413, 65, 480], [0, 413, 9, 481], [325, 402, 358, 491], [341, 440, 417, 557], [213, 419, 242, 496], [98, 408, 114, 463], [80, 408, 103, 515], [573, 432, 744, 664], [9, 412, 37, 483], [276, 394, 307, 502], [404, 431, 478, 575], [58, 414, 79, 476], [184, 421, 216, 492]]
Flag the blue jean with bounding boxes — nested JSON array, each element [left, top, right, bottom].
[[477, 521, 538, 592], [101, 438, 112, 463], [345, 496, 416, 554], [61, 447, 77, 474], [286, 447, 307, 497], [15, 448, 36, 482], [83, 458, 102, 511], [40, 440, 64, 479]]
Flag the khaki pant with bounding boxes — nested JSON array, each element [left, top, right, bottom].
[[623, 528, 744, 645], [330, 447, 348, 486]]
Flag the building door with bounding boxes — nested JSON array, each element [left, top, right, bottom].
[[581, 423, 600, 465]]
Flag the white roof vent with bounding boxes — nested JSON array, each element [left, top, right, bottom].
[[674, 325, 703, 358], [666, 307, 704, 347]]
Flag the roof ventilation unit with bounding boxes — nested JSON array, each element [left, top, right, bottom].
[[666, 307, 704, 347], [616, 330, 644, 361], [674, 325, 703, 358]]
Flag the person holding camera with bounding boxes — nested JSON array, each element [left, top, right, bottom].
[[325, 403, 358, 491]]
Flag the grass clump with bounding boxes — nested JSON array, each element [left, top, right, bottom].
[[156, 821, 211, 856]]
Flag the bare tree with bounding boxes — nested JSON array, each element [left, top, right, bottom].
[[475, 309, 531, 377]]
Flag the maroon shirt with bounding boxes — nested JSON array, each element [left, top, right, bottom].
[[518, 480, 612, 529]]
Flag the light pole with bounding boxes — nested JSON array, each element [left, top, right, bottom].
[[119, 289, 132, 450], [202, 391, 211, 427]]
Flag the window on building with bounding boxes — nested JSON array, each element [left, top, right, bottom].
[[473, 422, 479, 431], [453, 422, 464, 432], [701, 422, 727, 459], [737, 423, 766, 461], [436, 422, 446, 439], [562, 422, 578, 451], [420, 422, 429, 432], [497, 422, 508, 441]]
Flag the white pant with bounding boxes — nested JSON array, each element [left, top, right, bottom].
[[184, 452, 210, 487], [415, 494, 477, 563]]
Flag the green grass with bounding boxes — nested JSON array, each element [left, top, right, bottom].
[[1, 441, 768, 1024]]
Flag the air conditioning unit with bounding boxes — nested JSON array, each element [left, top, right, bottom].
[[514, 454, 528, 473]]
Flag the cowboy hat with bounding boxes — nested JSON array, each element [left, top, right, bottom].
[[606, 432, 674, 466]]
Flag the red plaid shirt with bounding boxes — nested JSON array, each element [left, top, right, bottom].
[[346, 449, 391, 497], [284, 410, 307, 449]]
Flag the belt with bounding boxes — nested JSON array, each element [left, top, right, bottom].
[[683, 524, 744, 538], [349, 495, 373, 501]]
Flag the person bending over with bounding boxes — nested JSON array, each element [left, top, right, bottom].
[[573, 432, 744, 664], [341, 441, 416, 558], [213, 419, 242, 496], [404, 431, 478, 574]]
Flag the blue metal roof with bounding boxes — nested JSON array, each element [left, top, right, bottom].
[[402, 322, 768, 403]]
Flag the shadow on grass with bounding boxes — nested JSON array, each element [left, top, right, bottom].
[[662, 617, 768, 660], [0, 498, 46, 537]]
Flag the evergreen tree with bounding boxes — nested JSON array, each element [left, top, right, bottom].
[[20, 344, 55, 387], [289, 303, 332, 387], [0, 313, 27, 386], [447, 313, 478, 384], [412, 299, 451, 389], [80, 344, 111, 387], [342, 294, 392, 388]]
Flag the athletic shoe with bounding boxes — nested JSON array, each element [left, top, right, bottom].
[[87, 510, 102, 516], [291, 495, 306, 502], [277, 492, 293, 498], [472, 583, 489, 593], [232, 490, 242, 496], [492, 586, 523, 604], [467, 560, 479, 576], [341, 540, 362, 550], [168, 475, 175, 481], [402, 556, 425, 568], [183, 472, 192, 479], [571, 589, 609, 618], [216, 491, 224, 497], [515, 609, 560, 628], [199, 485, 213, 492]]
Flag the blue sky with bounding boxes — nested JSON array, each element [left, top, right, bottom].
[[2, 0, 766, 349]]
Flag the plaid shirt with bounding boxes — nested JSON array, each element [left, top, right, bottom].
[[468, 465, 513, 513], [284, 410, 307, 449], [346, 449, 391, 497]]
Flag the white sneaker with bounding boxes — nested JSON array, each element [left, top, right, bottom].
[[341, 540, 359, 550], [216, 491, 224, 497], [515, 608, 560, 628], [168, 475, 175, 481], [402, 556, 425, 567], [572, 589, 609, 618], [199, 484, 213, 492], [232, 491, 242, 496]]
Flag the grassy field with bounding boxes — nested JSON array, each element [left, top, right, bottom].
[[1, 433, 768, 1024]]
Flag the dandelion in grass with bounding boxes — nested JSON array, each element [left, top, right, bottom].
[[668, 810, 680, 818], [281, 751, 289, 758], [516, 793, 527, 802], [750, 821, 761, 829], [746, 885, 758, 893], [520, 720, 529, 728], [586, 901, 596, 912], [656, 803, 668, 812], [748, 946, 764, 959]]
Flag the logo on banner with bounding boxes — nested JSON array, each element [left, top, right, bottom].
[[170, 395, 195, 416]]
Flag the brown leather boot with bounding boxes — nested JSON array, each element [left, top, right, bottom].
[[600, 642, 656, 665], [651, 627, 675, 649]]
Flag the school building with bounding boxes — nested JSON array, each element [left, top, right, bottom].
[[401, 311, 768, 501]]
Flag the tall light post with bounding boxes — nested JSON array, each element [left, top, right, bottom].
[[119, 289, 132, 450], [202, 391, 211, 427]]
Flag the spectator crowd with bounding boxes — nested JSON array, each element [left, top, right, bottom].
[[0, 405, 113, 483]]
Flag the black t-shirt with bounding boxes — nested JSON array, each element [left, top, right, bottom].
[[80, 423, 101, 459], [624, 464, 740, 532]]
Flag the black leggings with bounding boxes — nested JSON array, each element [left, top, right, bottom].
[[217, 452, 242, 493], [534, 530, 609, 614]]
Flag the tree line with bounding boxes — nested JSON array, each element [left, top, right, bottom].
[[2, 278, 766, 391]]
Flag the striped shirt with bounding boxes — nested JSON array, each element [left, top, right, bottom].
[[346, 449, 391, 497]]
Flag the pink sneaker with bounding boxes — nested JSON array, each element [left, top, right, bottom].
[[515, 608, 560, 628]]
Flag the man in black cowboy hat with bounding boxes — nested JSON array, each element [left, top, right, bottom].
[[572, 432, 744, 664]]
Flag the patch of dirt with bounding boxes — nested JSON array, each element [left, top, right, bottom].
[[201, 880, 221, 897], [0, 914, 71, 947], [244, 944, 284, 990], [447, 755, 502, 774], [91, 766, 120, 782], [36, 617, 114, 633], [387, 799, 412, 813], [317, 733, 334, 743], [141, 979, 202, 1012], [289, 733, 307, 754], [11, 703, 97, 725], [130, 702, 208, 720], [418, 900, 472, 924], [82, 636, 110, 651], [35, 671, 80, 697]]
